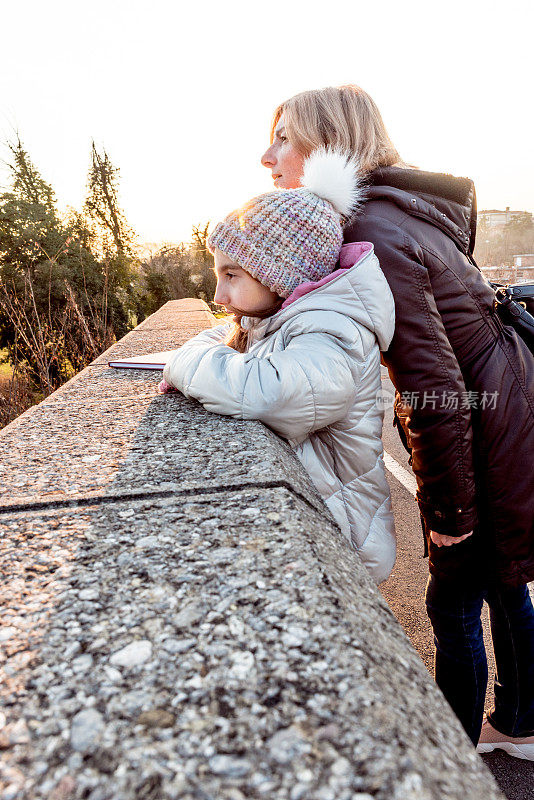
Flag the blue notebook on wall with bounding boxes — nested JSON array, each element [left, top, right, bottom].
[[108, 350, 179, 370]]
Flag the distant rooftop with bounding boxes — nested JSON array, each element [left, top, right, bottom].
[[479, 209, 524, 214]]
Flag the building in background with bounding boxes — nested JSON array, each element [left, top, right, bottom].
[[480, 265, 515, 284], [475, 208, 534, 278], [514, 254, 534, 282], [480, 256, 534, 284], [478, 207, 525, 234]]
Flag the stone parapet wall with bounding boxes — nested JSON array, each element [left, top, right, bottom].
[[0, 299, 503, 799]]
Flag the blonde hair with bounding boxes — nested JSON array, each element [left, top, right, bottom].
[[223, 298, 285, 353], [224, 324, 249, 353], [271, 85, 403, 173]]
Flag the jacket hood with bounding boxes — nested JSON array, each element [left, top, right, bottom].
[[366, 166, 477, 256], [241, 241, 395, 352]]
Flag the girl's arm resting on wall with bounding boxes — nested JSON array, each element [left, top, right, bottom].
[[163, 331, 359, 440], [162, 323, 231, 386]]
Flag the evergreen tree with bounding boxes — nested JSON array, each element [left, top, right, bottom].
[[136, 226, 216, 321], [83, 142, 139, 337], [0, 137, 138, 393], [190, 223, 216, 302]]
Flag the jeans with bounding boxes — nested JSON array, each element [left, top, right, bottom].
[[425, 574, 534, 745]]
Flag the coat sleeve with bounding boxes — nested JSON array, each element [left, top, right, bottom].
[[350, 215, 477, 538], [162, 323, 231, 379], [162, 329, 359, 441], [179, 322, 233, 347]]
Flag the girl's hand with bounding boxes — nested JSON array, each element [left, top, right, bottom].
[[158, 378, 177, 394], [430, 530, 473, 548]]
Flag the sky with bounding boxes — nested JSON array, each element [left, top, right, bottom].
[[1, 0, 533, 246]]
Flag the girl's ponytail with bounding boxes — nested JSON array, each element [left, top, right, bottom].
[[224, 320, 249, 353]]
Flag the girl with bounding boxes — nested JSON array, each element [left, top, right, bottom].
[[260, 85, 534, 756], [160, 148, 397, 584]]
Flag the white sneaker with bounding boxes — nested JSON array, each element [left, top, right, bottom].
[[476, 719, 534, 761]]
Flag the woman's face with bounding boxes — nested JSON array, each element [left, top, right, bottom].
[[213, 249, 280, 317], [260, 113, 305, 189]]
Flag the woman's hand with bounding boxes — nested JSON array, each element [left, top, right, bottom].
[[430, 530, 473, 548]]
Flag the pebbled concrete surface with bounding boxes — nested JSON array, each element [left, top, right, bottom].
[[0, 299, 504, 799], [0, 386, 323, 514]]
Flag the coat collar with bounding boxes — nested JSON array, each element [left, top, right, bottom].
[[366, 166, 477, 255]]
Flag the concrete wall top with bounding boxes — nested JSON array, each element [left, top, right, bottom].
[[0, 299, 503, 800]]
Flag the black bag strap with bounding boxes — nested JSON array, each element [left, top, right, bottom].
[[505, 284, 534, 301], [493, 285, 534, 336], [467, 253, 534, 352]]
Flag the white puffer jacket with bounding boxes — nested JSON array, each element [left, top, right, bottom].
[[164, 241, 396, 583]]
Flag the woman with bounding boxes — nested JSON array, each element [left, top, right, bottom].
[[260, 85, 534, 756]]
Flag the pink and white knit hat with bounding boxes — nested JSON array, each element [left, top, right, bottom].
[[207, 148, 364, 299]]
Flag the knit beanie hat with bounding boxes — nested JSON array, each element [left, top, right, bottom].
[[207, 148, 364, 299]]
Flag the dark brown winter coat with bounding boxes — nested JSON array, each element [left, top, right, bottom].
[[345, 167, 534, 586]]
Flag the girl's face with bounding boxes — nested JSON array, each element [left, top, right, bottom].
[[260, 113, 305, 189], [213, 249, 280, 317]]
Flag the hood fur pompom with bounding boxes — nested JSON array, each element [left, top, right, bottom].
[[301, 147, 364, 217]]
